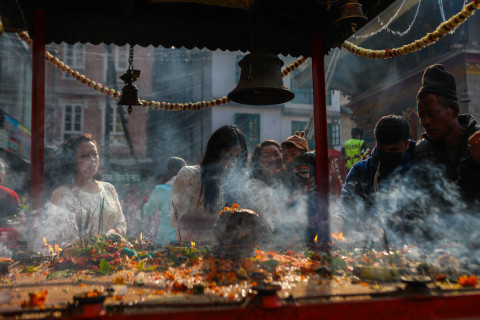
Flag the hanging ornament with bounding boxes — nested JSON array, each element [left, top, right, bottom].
[[117, 45, 143, 114]]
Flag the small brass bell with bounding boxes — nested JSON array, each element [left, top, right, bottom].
[[118, 82, 143, 114], [335, 0, 368, 33], [228, 52, 294, 105], [118, 46, 143, 114]]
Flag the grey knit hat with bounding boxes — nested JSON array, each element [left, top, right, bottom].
[[417, 64, 457, 101]]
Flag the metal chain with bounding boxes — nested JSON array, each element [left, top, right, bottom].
[[128, 45, 134, 72]]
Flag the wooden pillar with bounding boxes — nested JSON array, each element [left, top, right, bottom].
[[311, 30, 330, 243], [31, 9, 46, 215]]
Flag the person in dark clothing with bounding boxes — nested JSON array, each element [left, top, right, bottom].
[[414, 64, 480, 203], [383, 65, 480, 244], [337, 115, 415, 232]]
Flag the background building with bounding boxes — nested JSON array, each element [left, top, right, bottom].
[[2, 0, 477, 195], [331, 0, 480, 147], [147, 48, 342, 171]]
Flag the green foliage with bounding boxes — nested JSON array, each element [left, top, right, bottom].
[[145, 265, 160, 272], [23, 266, 39, 273], [260, 259, 279, 271], [47, 269, 71, 279], [331, 256, 347, 271], [19, 197, 29, 212], [99, 258, 111, 275], [137, 260, 145, 273], [305, 250, 315, 259]]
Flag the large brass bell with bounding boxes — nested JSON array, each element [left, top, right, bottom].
[[228, 52, 294, 105], [335, 0, 368, 33]]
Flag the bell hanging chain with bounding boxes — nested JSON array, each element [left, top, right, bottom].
[[129, 45, 134, 73], [127, 45, 134, 114]]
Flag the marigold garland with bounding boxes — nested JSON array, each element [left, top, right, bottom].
[[342, 0, 480, 59], [15, 31, 306, 111]]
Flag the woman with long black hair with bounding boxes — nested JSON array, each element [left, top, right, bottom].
[[170, 125, 248, 243], [47, 134, 126, 243]]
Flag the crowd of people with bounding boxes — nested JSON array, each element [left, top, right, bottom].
[[1, 63, 479, 252], [338, 64, 480, 246]]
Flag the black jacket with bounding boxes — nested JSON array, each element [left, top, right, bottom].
[[414, 114, 480, 202]]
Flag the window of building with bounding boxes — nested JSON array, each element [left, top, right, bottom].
[[291, 121, 307, 135], [289, 70, 313, 104], [63, 104, 83, 140], [234, 113, 260, 151], [114, 46, 129, 71], [326, 89, 332, 106], [327, 122, 341, 147], [289, 70, 333, 105], [63, 44, 85, 78], [107, 106, 127, 146]]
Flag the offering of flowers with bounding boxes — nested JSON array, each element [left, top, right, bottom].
[[52, 234, 136, 273], [3, 225, 480, 311]]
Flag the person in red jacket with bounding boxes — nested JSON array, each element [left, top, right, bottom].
[[0, 159, 20, 223], [0, 158, 21, 248]]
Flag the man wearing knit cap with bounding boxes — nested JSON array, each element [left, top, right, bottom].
[[415, 64, 480, 201]]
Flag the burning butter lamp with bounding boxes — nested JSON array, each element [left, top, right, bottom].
[[118, 45, 143, 114]]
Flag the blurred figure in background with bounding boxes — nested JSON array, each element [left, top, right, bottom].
[[328, 146, 347, 200], [0, 158, 20, 223], [285, 151, 343, 245], [171, 125, 248, 243], [342, 127, 366, 173], [47, 134, 127, 244], [244, 140, 284, 232], [0, 158, 21, 249], [143, 156, 186, 246], [122, 184, 144, 238], [44, 145, 61, 201]]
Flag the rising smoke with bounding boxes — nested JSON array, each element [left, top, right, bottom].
[[338, 161, 480, 274]]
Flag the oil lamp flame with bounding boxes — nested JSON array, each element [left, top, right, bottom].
[[331, 232, 347, 243], [140, 232, 143, 243], [314, 234, 318, 244], [43, 236, 54, 254], [191, 241, 195, 248]]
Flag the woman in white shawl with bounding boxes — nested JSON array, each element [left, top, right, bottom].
[[47, 134, 126, 244]]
